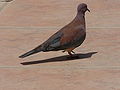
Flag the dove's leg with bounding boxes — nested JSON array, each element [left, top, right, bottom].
[[66, 47, 76, 57], [71, 50, 75, 54], [62, 50, 75, 54], [68, 51, 79, 58], [68, 51, 73, 56]]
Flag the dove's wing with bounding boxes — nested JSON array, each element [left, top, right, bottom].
[[41, 31, 64, 51]]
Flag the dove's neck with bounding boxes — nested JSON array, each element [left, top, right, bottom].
[[77, 12, 85, 21], [76, 12, 86, 28]]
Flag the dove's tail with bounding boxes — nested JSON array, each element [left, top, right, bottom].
[[19, 46, 42, 58]]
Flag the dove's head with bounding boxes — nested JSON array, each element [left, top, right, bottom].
[[77, 3, 90, 14]]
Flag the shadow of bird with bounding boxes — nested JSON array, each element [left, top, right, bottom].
[[21, 52, 97, 65]]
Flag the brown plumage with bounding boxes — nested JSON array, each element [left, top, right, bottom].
[[19, 3, 90, 58]]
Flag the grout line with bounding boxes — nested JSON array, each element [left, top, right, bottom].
[[0, 66, 120, 70], [0, 26, 119, 30]]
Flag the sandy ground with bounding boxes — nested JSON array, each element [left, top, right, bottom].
[[0, 0, 120, 90]]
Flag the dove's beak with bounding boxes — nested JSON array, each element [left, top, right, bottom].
[[87, 8, 90, 12]]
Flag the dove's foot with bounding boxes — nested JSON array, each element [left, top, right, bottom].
[[67, 51, 79, 59], [68, 51, 73, 56], [71, 50, 75, 54], [62, 50, 75, 54], [68, 50, 75, 55]]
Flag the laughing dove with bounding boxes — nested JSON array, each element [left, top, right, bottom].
[[19, 3, 90, 58]]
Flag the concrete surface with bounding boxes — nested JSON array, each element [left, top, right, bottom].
[[0, 0, 120, 90]]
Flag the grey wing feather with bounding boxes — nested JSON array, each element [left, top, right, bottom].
[[41, 32, 63, 51]]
